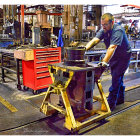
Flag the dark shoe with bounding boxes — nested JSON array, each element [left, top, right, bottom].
[[108, 99, 116, 111], [116, 99, 124, 105]]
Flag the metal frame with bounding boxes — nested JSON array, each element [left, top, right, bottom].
[[40, 64, 111, 132], [0, 51, 22, 90]]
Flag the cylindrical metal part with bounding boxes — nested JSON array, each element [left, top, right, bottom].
[[64, 47, 86, 66], [40, 28, 51, 46], [36, 10, 48, 25]]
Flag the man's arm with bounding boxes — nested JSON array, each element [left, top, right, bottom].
[[102, 44, 117, 63], [85, 37, 100, 51]]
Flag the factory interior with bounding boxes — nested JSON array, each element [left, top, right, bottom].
[[0, 3, 140, 136]]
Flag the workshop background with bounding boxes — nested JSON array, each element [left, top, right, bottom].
[[0, 4, 140, 135]]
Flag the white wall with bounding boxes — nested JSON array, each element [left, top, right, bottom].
[[103, 4, 139, 14], [0, 5, 3, 9]]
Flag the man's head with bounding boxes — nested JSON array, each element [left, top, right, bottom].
[[101, 13, 114, 33]]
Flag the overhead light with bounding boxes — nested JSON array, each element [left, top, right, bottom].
[[122, 15, 125, 18]]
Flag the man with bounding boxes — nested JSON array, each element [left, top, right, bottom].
[[85, 13, 132, 111]]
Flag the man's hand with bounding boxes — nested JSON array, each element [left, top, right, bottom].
[[95, 61, 109, 80], [97, 61, 109, 68]]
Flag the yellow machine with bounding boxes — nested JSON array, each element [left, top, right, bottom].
[[40, 62, 111, 132]]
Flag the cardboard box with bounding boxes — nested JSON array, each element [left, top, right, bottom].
[[14, 49, 34, 61], [87, 26, 95, 31]]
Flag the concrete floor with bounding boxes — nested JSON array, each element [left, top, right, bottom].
[[0, 70, 140, 135], [84, 103, 140, 135]]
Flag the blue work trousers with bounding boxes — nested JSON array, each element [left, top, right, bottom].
[[107, 54, 131, 109]]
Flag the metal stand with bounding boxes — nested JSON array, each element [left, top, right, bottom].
[[40, 63, 111, 132], [0, 51, 22, 90]]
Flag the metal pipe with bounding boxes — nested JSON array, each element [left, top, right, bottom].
[[18, 8, 20, 22], [21, 5, 24, 44]]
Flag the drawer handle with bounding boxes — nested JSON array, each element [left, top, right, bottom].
[[36, 55, 59, 59], [36, 66, 48, 69], [36, 50, 59, 53], [36, 52, 59, 56], [36, 59, 59, 64], [37, 71, 49, 74], [37, 58, 47, 60], [37, 75, 50, 79]]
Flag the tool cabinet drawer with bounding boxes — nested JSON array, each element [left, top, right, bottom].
[[35, 49, 60, 59], [35, 59, 59, 68], [36, 71, 50, 77], [35, 76, 52, 89], [35, 55, 60, 62], [35, 56, 59, 62], [36, 66, 49, 73]]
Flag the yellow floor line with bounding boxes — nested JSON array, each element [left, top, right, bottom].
[[125, 84, 140, 92], [25, 84, 140, 100], [25, 92, 46, 100], [0, 96, 18, 113], [104, 84, 140, 98]]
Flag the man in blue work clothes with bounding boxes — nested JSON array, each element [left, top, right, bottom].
[[85, 13, 132, 111]]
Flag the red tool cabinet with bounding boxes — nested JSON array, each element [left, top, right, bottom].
[[22, 47, 61, 93]]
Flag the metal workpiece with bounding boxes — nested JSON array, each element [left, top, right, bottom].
[[64, 47, 86, 66], [40, 61, 111, 132], [40, 46, 110, 132]]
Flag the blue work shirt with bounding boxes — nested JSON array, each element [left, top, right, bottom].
[[96, 23, 131, 66]]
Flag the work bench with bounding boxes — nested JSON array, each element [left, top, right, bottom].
[[85, 48, 140, 72], [0, 49, 22, 89]]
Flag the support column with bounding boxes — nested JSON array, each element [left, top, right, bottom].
[[21, 5, 24, 44]]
